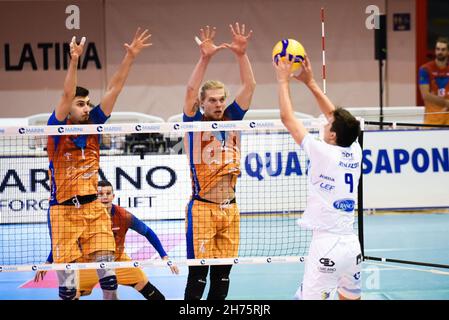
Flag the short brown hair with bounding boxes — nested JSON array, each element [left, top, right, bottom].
[[331, 108, 361, 147], [98, 180, 113, 190], [75, 86, 89, 98], [436, 37, 449, 48]]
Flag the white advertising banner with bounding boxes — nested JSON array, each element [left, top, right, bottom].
[[363, 129, 449, 209], [1, 129, 448, 224]]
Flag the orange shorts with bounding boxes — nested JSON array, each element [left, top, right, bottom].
[[185, 199, 240, 259], [49, 199, 115, 263], [77, 253, 148, 295]]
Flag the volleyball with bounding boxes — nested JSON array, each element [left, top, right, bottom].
[[272, 39, 306, 72]]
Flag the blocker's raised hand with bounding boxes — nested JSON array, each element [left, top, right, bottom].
[[70, 36, 86, 60], [195, 25, 227, 58], [223, 22, 253, 56], [125, 27, 152, 58]]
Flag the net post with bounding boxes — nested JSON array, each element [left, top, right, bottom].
[[357, 128, 365, 259]]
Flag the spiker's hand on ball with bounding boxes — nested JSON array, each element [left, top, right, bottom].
[[195, 25, 227, 58], [272, 39, 306, 73], [292, 55, 315, 86], [273, 58, 295, 84]]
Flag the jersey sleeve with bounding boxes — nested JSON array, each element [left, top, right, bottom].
[[89, 105, 110, 124], [47, 111, 67, 147], [183, 109, 203, 122], [418, 67, 430, 85], [129, 215, 168, 258], [47, 111, 67, 126], [224, 100, 247, 120]]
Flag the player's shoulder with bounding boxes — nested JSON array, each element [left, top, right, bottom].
[[223, 100, 246, 121], [305, 134, 330, 149], [113, 204, 131, 217], [349, 141, 363, 159], [302, 135, 336, 162], [112, 205, 134, 226], [420, 60, 436, 71]]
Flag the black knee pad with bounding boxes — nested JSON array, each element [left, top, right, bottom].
[[99, 275, 118, 291], [59, 286, 77, 300], [207, 265, 232, 300], [184, 266, 209, 300], [140, 282, 165, 300]]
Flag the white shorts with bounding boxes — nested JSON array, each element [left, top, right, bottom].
[[297, 231, 362, 300]]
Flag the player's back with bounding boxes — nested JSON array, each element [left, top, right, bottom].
[[298, 134, 361, 234]]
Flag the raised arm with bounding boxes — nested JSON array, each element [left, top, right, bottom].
[[293, 55, 336, 120], [274, 59, 308, 146], [100, 28, 152, 116], [224, 23, 256, 110], [54, 36, 85, 121], [184, 26, 226, 117]]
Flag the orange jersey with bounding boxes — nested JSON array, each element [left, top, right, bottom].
[[110, 204, 167, 258], [183, 101, 246, 198], [47, 106, 109, 204], [418, 61, 449, 124], [419, 60, 449, 98], [110, 205, 133, 257]]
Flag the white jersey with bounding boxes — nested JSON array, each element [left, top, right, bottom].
[[298, 134, 362, 234]]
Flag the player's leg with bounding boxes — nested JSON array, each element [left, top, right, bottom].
[[299, 232, 340, 300], [207, 202, 239, 300], [207, 264, 233, 300], [115, 254, 165, 300], [118, 269, 165, 300], [184, 200, 214, 300], [187, 201, 215, 259], [56, 270, 78, 300], [214, 202, 240, 258], [50, 206, 83, 300], [82, 201, 118, 300], [337, 235, 362, 300], [136, 280, 165, 300], [184, 265, 210, 300], [87, 250, 118, 300], [338, 292, 361, 300], [77, 268, 98, 298]]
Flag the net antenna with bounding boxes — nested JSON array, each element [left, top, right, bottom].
[[321, 7, 327, 95]]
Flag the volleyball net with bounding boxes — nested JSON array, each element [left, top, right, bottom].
[[357, 120, 449, 270], [0, 118, 362, 272]]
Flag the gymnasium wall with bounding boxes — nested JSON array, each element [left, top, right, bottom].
[[0, 0, 417, 120]]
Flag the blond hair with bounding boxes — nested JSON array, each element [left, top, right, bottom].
[[199, 80, 228, 102]]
